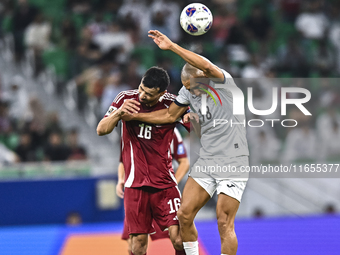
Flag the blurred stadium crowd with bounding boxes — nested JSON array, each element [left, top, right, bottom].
[[0, 0, 340, 166]]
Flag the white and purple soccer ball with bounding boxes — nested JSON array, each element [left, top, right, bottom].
[[180, 3, 213, 36]]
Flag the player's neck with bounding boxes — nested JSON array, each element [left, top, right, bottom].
[[144, 100, 159, 108]]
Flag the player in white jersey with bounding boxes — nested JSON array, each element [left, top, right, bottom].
[[122, 30, 249, 255]]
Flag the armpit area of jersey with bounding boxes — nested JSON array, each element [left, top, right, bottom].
[[174, 99, 190, 107]]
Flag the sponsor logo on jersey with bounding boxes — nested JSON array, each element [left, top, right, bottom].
[[177, 144, 185, 155], [105, 106, 116, 116]]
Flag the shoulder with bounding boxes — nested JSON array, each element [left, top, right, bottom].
[[178, 86, 190, 96], [113, 89, 139, 104], [161, 92, 177, 103], [214, 68, 234, 84]]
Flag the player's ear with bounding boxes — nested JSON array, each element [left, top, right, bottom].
[[160, 90, 166, 96]]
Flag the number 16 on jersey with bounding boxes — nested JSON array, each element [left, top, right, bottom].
[[138, 124, 152, 139]]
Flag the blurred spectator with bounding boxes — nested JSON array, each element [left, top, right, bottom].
[[24, 12, 52, 76], [118, 0, 149, 42], [86, 12, 108, 37], [91, 57, 117, 99], [68, 0, 91, 15], [24, 12, 51, 51], [316, 105, 340, 139], [276, 36, 310, 77], [149, 0, 181, 42], [92, 22, 133, 63], [282, 121, 317, 163], [44, 132, 70, 161], [295, 0, 329, 40], [100, 71, 130, 115], [212, 4, 237, 46], [318, 119, 340, 160], [57, 18, 78, 50], [0, 143, 18, 165], [12, 0, 38, 61], [45, 112, 63, 138], [121, 57, 143, 89], [216, 52, 240, 77], [14, 132, 36, 162], [26, 97, 46, 149], [66, 128, 87, 161], [249, 130, 281, 165], [72, 27, 102, 75], [0, 101, 11, 134], [119, 11, 140, 44], [66, 211, 82, 225], [317, 80, 340, 108], [244, 5, 272, 42], [279, 0, 302, 23], [157, 57, 181, 93], [2, 75, 30, 121], [329, 10, 340, 74], [226, 21, 247, 46], [241, 55, 264, 78], [311, 40, 335, 76]]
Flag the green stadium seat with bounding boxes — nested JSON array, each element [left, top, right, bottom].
[[2, 15, 12, 32], [42, 47, 70, 79]]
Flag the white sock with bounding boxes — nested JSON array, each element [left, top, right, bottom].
[[183, 241, 199, 255]]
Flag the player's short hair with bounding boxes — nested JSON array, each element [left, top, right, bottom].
[[181, 63, 205, 82], [142, 66, 170, 93]]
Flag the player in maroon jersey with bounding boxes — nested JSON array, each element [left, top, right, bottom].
[[97, 67, 187, 255], [117, 128, 189, 254]]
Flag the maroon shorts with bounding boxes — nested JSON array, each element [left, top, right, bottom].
[[122, 218, 169, 241], [124, 186, 181, 236]]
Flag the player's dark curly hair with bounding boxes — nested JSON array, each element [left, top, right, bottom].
[[142, 66, 170, 93]]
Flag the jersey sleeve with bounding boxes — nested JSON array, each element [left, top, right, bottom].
[[172, 128, 187, 161], [104, 91, 127, 117], [174, 86, 190, 107]]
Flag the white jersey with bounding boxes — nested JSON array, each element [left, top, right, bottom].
[[175, 69, 249, 159]]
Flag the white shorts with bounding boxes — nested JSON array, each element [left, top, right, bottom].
[[190, 156, 249, 202]]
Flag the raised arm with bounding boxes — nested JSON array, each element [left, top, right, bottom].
[[148, 30, 224, 80], [128, 101, 188, 125]]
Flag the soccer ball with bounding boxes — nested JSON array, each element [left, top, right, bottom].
[[180, 3, 213, 36]]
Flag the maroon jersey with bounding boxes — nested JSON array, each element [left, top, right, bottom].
[[171, 128, 188, 161], [105, 89, 187, 189]]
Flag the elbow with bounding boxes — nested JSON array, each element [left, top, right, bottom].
[[183, 158, 190, 169], [96, 125, 106, 136], [203, 63, 216, 75], [96, 129, 104, 136], [199, 59, 214, 73]]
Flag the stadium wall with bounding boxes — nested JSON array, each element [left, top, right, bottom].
[[0, 177, 124, 225]]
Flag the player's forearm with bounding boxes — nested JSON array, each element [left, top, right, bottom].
[[96, 110, 121, 136], [118, 162, 125, 183], [191, 119, 201, 138], [175, 157, 190, 184], [134, 109, 177, 124], [169, 43, 212, 73]]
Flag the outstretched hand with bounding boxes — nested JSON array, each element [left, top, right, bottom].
[[148, 30, 174, 50]]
